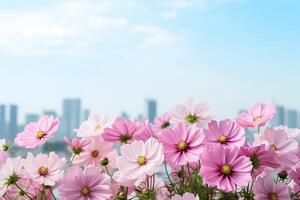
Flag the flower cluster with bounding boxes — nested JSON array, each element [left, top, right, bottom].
[[0, 99, 299, 200]]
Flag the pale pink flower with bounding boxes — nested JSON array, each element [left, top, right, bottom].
[[203, 119, 246, 147], [171, 98, 215, 127], [58, 166, 112, 200], [0, 150, 8, 168], [64, 136, 90, 155], [236, 103, 275, 128], [116, 138, 164, 186], [200, 144, 252, 192], [254, 127, 298, 154], [274, 125, 300, 139], [253, 175, 290, 200], [159, 123, 204, 166], [172, 192, 199, 200], [0, 157, 23, 197], [73, 136, 117, 170], [240, 144, 280, 177], [23, 152, 66, 186], [15, 115, 60, 148], [102, 117, 140, 144], [76, 113, 114, 137], [152, 113, 172, 133], [290, 164, 300, 187]]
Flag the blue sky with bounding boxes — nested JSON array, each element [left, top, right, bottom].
[[0, 0, 299, 122]]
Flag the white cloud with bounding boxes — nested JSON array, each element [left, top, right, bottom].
[[88, 16, 128, 28]]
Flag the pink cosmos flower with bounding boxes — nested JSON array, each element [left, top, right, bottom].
[[172, 192, 199, 200], [236, 103, 275, 128], [171, 98, 215, 127], [0, 157, 23, 197], [274, 125, 300, 139], [135, 120, 155, 141], [0, 150, 8, 168], [58, 166, 112, 200], [15, 115, 60, 148], [73, 136, 117, 170], [152, 113, 172, 133], [102, 117, 140, 144], [253, 175, 290, 200], [115, 138, 164, 186], [200, 144, 252, 192], [76, 113, 114, 137], [203, 119, 246, 147], [23, 152, 66, 186], [240, 144, 280, 177], [290, 164, 300, 187], [64, 136, 90, 155], [159, 123, 204, 166]]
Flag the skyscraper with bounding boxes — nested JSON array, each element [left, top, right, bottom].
[[25, 114, 39, 124], [0, 105, 5, 138], [9, 105, 18, 141], [83, 109, 90, 121], [286, 109, 298, 128], [62, 99, 81, 139], [43, 110, 57, 118], [270, 105, 285, 126], [146, 99, 157, 122]]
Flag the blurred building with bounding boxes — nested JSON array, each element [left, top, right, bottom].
[[121, 111, 129, 119], [25, 114, 39, 124], [270, 105, 285, 126], [9, 105, 18, 141], [43, 110, 57, 118], [0, 105, 5, 138], [62, 99, 81, 138], [286, 109, 298, 128], [83, 109, 90, 121], [146, 99, 157, 122]]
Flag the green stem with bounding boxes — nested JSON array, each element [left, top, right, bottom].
[[15, 183, 33, 200], [50, 187, 57, 200]]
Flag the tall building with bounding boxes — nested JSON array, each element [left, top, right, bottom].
[[286, 109, 298, 128], [0, 105, 5, 138], [9, 105, 18, 141], [25, 114, 39, 124], [43, 110, 57, 118], [62, 99, 81, 139], [270, 105, 285, 126], [146, 99, 157, 122], [121, 111, 129, 119], [83, 109, 90, 121]]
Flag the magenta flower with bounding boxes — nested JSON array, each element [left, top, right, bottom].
[[236, 103, 275, 128], [73, 136, 117, 170], [253, 175, 290, 200], [171, 98, 215, 127], [290, 165, 300, 188], [240, 144, 280, 177], [23, 152, 66, 186], [116, 138, 164, 186], [15, 115, 60, 148], [203, 119, 246, 147], [152, 113, 172, 133], [135, 120, 156, 141], [64, 136, 90, 155], [200, 145, 252, 192], [159, 123, 204, 166], [102, 117, 140, 144], [58, 166, 112, 200]]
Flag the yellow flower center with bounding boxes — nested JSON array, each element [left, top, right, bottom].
[[36, 130, 45, 139], [268, 193, 278, 200], [218, 134, 227, 144], [221, 164, 231, 175], [177, 140, 187, 151], [80, 185, 90, 196], [253, 116, 261, 123], [38, 166, 49, 176], [271, 144, 277, 151], [91, 150, 99, 158], [94, 125, 101, 131], [137, 156, 147, 166]]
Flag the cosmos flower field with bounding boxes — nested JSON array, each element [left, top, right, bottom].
[[0, 99, 299, 199]]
